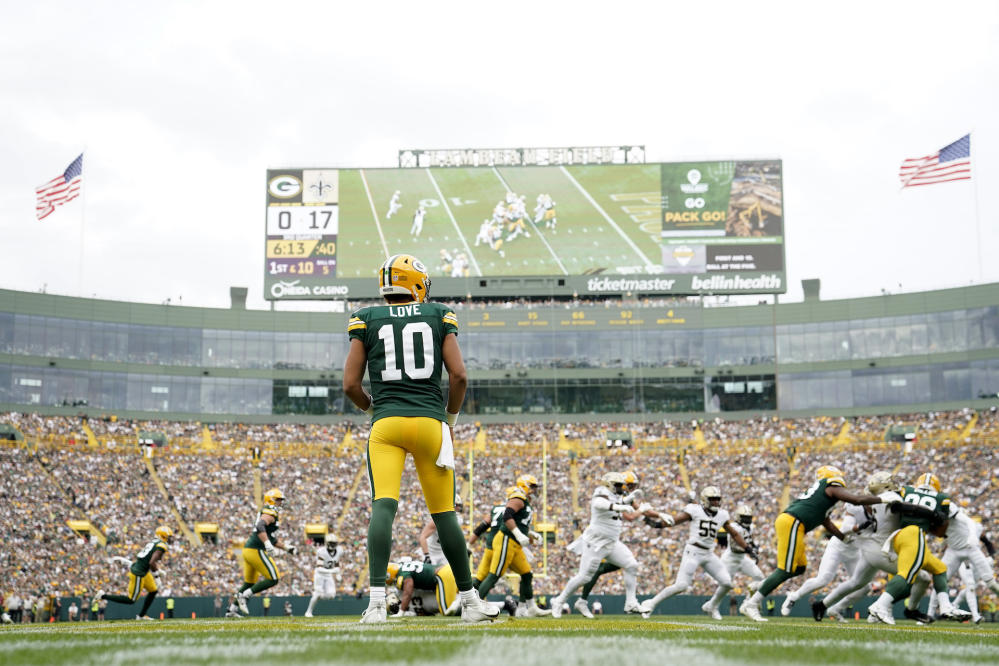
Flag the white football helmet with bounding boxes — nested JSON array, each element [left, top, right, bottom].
[[700, 486, 722, 515], [866, 471, 898, 495], [602, 472, 627, 493]]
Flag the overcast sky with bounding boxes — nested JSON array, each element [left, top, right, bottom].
[[1, 1, 997, 310]]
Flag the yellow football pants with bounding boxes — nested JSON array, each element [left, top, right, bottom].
[[488, 532, 532, 577], [125, 571, 157, 601], [241, 547, 280, 584], [474, 548, 494, 581], [774, 512, 807, 573], [892, 525, 946, 583], [367, 416, 455, 514], [435, 564, 459, 614]]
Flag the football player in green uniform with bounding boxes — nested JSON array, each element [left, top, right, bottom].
[[97, 526, 173, 620], [866, 473, 971, 624], [228, 487, 297, 617], [343, 254, 497, 624], [740, 465, 884, 621]]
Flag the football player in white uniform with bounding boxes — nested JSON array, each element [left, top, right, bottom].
[[925, 504, 999, 623], [550, 472, 651, 618], [304, 532, 341, 617], [781, 503, 867, 616], [639, 486, 755, 619], [703, 505, 765, 613], [474, 219, 494, 247], [410, 205, 426, 237], [811, 471, 932, 623], [387, 191, 402, 219]]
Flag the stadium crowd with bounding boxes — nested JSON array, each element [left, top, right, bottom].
[[2, 408, 998, 620]]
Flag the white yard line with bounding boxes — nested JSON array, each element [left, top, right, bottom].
[[359, 169, 390, 259], [424, 168, 482, 276], [490, 167, 568, 275], [559, 165, 656, 270]]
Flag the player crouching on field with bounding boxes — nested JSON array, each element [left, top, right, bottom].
[[97, 526, 173, 620]]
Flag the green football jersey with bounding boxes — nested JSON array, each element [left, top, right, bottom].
[[785, 478, 844, 532], [483, 504, 506, 545], [500, 499, 534, 537], [398, 561, 437, 591], [245, 504, 280, 550], [899, 485, 951, 532], [130, 539, 167, 576], [348, 302, 458, 423]]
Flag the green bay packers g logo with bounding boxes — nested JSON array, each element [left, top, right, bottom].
[[269, 175, 302, 199]]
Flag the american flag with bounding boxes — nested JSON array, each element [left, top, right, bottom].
[[35, 153, 83, 220], [898, 134, 971, 188]]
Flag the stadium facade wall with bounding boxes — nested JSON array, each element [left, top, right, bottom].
[[2, 284, 998, 421]]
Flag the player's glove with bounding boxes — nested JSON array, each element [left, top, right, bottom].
[[511, 528, 530, 547], [528, 530, 542, 542], [264, 540, 276, 553], [745, 544, 759, 561], [661, 513, 675, 526], [637, 502, 653, 514], [423, 553, 433, 565], [285, 544, 298, 556]]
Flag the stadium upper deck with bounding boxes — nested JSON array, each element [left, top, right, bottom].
[[1, 283, 997, 421]]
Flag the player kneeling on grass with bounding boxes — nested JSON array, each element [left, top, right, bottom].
[[739, 466, 883, 622], [386, 560, 468, 617], [639, 486, 755, 620], [305, 532, 340, 618], [97, 526, 173, 620], [228, 487, 297, 617]]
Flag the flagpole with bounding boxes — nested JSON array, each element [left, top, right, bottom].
[[78, 148, 87, 296], [970, 132, 983, 282]]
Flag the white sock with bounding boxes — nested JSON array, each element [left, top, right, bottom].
[[239, 588, 253, 599], [750, 591, 764, 606], [459, 589, 478, 604], [369, 587, 386, 605]]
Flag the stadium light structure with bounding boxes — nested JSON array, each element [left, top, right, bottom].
[[398, 145, 645, 168]]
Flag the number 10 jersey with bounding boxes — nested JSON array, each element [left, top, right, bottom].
[[348, 302, 458, 423]]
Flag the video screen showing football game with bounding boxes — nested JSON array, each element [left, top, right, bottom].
[[264, 160, 783, 300]]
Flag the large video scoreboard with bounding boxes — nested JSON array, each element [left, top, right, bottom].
[[264, 160, 784, 300]]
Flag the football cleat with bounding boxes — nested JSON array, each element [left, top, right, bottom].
[[638, 599, 654, 619], [701, 601, 722, 620], [782, 597, 796, 617], [359, 601, 387, 624], [827, 609, 848, 623], [304, 611, 314, 618], [868, 602, 895, 625], [939, 607, 972, 622], [739, 598, 768, 622], [522, 600, 551, 617], [95, 590, 104, 602], [550, 595, 564, 619], [574, 598, 594, 619], [623, 601, 643, 614], [235, 594, 249, 615], [378, 254, 431, 303], [903, 607, 934, 624], [502, 595, 518, 617], [461, 595, 500, 623], [135, 615, 154, 621], [809, 600, 824, 621]]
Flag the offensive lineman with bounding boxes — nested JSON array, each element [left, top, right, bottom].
[[304, 532, 341, 617], [740, 466, 884, 622], [477, 475, 550, 617], [640, 486, 755, 619], [934, 507, 999, 623], [781, 503, 869, 616], [343, 254, 496, 623], [229, 488, 298, 617], [550, 472, 651, 618], [96, 526, 174, 620]]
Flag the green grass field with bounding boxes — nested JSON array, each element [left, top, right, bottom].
[[336, 164, 663, 279], [3, 614, 997, 665]]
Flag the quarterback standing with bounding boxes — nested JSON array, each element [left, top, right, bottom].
[[343, 254, 496, 623]]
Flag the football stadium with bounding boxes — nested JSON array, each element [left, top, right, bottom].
[[4, 4, 999, 665]]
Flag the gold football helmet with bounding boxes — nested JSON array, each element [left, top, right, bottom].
[[263, 487, 285, 505], [386, 562, 401, 583], [623, 470, 639, 489], [516, 474, 539, 496], [816, 465, 846, 484], [915, 473, 941, 493], [505, 485, 527, 501], [378, 254, 431, 303], [155, 525, 174, 543]]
